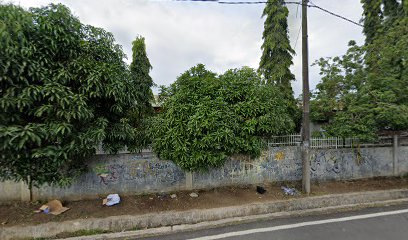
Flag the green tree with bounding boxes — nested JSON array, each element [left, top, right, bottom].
[[259, 0, 300, 129], [363, 7, 408, 132], [311, 41, 366, 123], [310, 41, 378, 140], [311, 1, 407, 140], [127, 36, 155, 152], [361, 0, 383, 44], [259, 0, 295, 91], [0, 4, 144, 199], [150, 64, 295, 171], [383, 0, 400, 18]]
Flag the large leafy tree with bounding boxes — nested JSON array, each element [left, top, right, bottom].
[[311, 41, 366, 123], [362, 4, 408, 132], [150, 64, 295, 171], [0, 4, 144, 199], [310, 41, 377, 140], [311, 1, 407, 140]]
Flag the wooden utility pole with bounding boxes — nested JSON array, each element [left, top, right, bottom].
[[301, 0, 311, 194]]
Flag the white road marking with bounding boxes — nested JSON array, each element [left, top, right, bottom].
[[187, 208, 408, 240]]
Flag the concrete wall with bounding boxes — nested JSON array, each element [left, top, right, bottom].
[[1, 146, 407, 202], [194, 146, 408, 188], [32, 152, 186, 201]]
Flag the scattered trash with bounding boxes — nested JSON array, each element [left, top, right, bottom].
[[189, 192, 199, 198], [103, 194, 121, 206], [149, 197, 153, 200], [170, 194, 177, 199], [281, 186, 298, 196], [1, 221, 7, 225], [157, 192, 169, 200], [35, 200, 70, 215], [256, 186, 266, 194]]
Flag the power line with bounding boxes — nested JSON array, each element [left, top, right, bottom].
[[308, 2, 363, 27], [174, 0, 218, 2], [218, 1, 301, 4], [293, 0, 301, 50], [295, 1, 300, 18], [294, 24, 302, 50], [174, 0, 363, 27]]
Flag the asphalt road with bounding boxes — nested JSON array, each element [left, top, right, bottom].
[[140, 204, 408, 240]]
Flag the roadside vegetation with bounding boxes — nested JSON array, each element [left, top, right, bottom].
[[1, 0, 407, 192], [311, 0, 407, 141], [0, 4, 153, 199]]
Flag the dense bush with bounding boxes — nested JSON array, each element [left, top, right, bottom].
[[150, 64, 296, 171]]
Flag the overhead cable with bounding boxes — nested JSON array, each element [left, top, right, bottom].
[[174, 0, 363, 27]]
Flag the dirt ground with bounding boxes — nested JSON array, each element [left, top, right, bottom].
[[1, 177, 408, 227]]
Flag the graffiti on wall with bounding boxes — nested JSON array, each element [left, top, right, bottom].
[[310, 148, 375, 179], [92, 146, 384, 189], [92, 155, 184, 186], [194, 146, 303, 185], [29, 146, 405, 200], [196, 145, 384, 184]]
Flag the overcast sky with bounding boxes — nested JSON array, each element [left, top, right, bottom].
[[8, 0, 365, 97]]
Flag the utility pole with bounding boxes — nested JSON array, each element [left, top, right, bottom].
[[301, 0, 311, 194]]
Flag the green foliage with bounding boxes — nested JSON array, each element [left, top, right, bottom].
[[312, 1, 407, 140], [150, 64, 296, 171], [0, 4, 146, 191], [311, 41, 366, 123], [361, 0, 383, 44], [363, 10, 408, 132], [382, 0, 400, 18], [126, 36, 155, 152], [259, 0, 295, 92], [311, 41, 378, 141], [259, 0, 300, 130]]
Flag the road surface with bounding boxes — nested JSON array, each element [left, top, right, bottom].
[[140, 204, 408, 240]]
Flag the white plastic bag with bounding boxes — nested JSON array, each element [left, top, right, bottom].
[[103, 194, 121, 206]]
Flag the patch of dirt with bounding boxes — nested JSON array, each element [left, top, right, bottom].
[[0, 177, 407, 227]]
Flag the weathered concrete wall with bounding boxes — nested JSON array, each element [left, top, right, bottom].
[[194, 146, 408, 188], [1, 146, 407, 201], [0, 181, 29, 202], [399, 146, 408, 175], [33, 152, 186, 201]]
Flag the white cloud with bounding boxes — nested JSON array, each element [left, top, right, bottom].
[[8, 0, 364, 96]]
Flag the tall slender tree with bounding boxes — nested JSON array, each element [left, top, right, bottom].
[[127, 36, 155, 151], [259, 0, 295, 92], [130, 36, 154, 115], [259, 0, 300, 130]]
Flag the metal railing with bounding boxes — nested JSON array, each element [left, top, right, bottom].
[[268, 135, 394, 149], [268, 134, 301, 147]]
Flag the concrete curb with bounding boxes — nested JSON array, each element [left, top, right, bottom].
[[65, 198, 408, 240], [1, 189, 408, 240]]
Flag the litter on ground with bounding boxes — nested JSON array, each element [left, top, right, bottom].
[[102, 194, 121, 206], [256, 186, 266, 194], [281, 186, 298, 196], [35, 200, 70, 215]]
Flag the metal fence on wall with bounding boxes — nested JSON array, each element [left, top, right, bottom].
[[268, 134, 403, 149]]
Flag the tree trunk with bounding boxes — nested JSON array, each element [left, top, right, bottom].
[[28, 176, 33, 202]]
